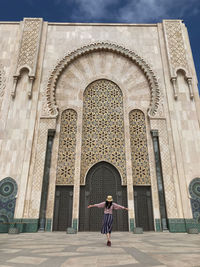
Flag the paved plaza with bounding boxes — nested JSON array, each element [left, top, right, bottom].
[[0, 232, 200, 267]]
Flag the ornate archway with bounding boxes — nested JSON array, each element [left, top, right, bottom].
[[42, 42, 160, 118]]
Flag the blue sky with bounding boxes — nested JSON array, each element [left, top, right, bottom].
[[1, 0, 200, 93]]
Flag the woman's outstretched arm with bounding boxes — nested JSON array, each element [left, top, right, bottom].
[[88, 202, 105, 208], [113, 203, 129, 211], [88, 204, 95, 208]]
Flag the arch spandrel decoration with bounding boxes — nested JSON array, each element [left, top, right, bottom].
[[43, 42, 160, 118], [129, 109, 151, 185], [56, 109, 77, 185], [80, 79, 126, 185]]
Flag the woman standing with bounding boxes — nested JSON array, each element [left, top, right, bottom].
[[88, 195, 128, 246]]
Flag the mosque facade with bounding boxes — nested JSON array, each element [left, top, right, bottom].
[[0, 18, 200, 233]]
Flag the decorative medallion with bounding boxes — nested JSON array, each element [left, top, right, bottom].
[[189, 178, 200, 224], [189, 178, 200, 200], [129, 110, 151, 185], [80, 79, 126, 185], [0, 177, 18, 223], [56, 109, 77, 185]]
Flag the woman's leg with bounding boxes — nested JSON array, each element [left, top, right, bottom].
[[106, 233, 110, 241]]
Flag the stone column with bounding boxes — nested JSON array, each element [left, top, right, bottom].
[[151, 130, 168, 230], [38, 130, 55, 231], [124, 109, 135, 232], [72, 110, 83, 231]]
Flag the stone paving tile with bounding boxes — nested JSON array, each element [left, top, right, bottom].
[[0, 232, 200, 267], [7, 256, 47, 265]]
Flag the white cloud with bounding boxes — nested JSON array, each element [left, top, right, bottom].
[[70, 0, 116, 20], [66, 0, 200, 22]]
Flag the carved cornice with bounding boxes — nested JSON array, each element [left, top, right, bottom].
[[43, 42, 161, 118]]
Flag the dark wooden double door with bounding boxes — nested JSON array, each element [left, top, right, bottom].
[[79, 161, 128, 231], [134, 186, 154, 231], [53, 186, 73, 231]]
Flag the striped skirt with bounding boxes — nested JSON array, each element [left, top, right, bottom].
[[101, 214, 113, 234]]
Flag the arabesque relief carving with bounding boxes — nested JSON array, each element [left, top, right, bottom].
[[12, 18, 43, 98], [56, 109, 77, 185], [163, 20, 193, 99], [129, 110, 151, 185]]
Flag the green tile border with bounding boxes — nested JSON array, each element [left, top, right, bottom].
[[45, 219, 52, 232], [0, 223, 9, 233], [13, 219, 39, 233], [155, 219, 162, 232], [168, 218, 200, 233], [129, 218, 134, 232]]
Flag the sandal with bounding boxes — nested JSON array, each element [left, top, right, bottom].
[[107, 240, 111, 246]]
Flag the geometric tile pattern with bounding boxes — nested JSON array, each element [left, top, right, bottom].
[[0, 177, 18, 223], [129, 110, 151, 185], [189, 178, 200, 224], [164, 20, 188, 73], [80, 79, 126, 184], [164, 21, 188, 76], [17, 18, 42, 71], [56, 109, 77, 185]]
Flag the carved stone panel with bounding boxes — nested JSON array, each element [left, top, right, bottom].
[[163, 20, 193, 99], [164, 20, 188, 74], [16, 18, 43, 76], [80, 79, 126, 185], [56, 109, 77, 185], [129, 110, 151, 185]]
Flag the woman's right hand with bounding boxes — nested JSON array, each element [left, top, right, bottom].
[[88, 205, 91, 208]]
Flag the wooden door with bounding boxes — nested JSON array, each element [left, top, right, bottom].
[[134, 186, 154, 231], [79, 161, 128, 231], [53, 186, 73, 231]]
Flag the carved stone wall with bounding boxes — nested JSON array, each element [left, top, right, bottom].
[[129, 110, 151, 185], [56, 109, 77, 185], [80, 79, 126, 185]]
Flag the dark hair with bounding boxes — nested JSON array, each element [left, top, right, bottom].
[[105, 200, 112, 209]]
